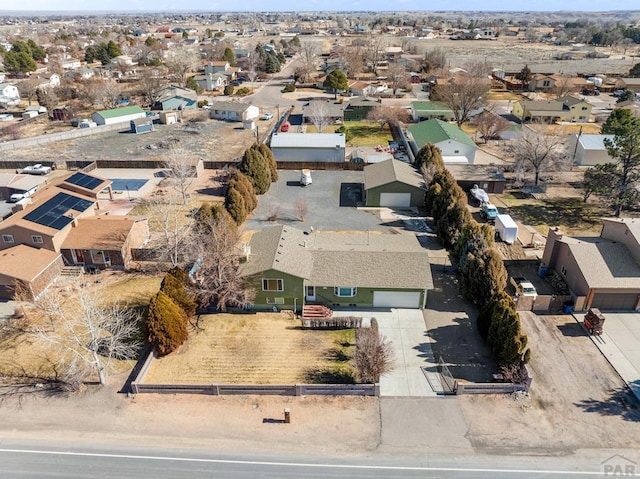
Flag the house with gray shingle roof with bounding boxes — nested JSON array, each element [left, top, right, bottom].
[[406, 119, 477, 164], [239, 225, 433, 312], [209, 101, 259, 122], [541, 219, 640, 311], [512, 96, 592, 123], [364, 159, 426, 207]]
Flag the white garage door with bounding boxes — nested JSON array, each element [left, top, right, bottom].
[[379, 192, 411, 207], [373, 291, 422, 308]]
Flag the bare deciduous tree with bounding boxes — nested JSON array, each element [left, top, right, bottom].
[[146, 190, 194, 267], [423, 47, 447, 72], [386, 62, 409, 95], [100, 79, 122, 110], [164, 147, 198, 205], [189, 215, 255, 312], [430, 75, 490, 127], [24, 278, 142, 387], [366, 105, 409, 130], [550, 75, 576, 99], [138, 70, 167, 107], [473, 108, 510, 143], [18, 77, 40, 106], [166, 47, 199, 87], [511, 125, 568, 185], [354, 319, 394, 383], [364, 35, 387, 75], [305, 100, 330, 133], [297, 40, 320, 83]]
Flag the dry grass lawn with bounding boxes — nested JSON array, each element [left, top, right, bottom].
[[144, 313, 356, 385], [0, 273, 161, 380]]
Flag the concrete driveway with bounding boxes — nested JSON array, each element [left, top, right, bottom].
[[245, 170, 387, 232], [340, 309, 438, 397], [588, 313, 640, 401]]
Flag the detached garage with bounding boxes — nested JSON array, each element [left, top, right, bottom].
[[364, 159, 426, 208]]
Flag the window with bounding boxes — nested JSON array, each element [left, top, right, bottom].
[[2, 234, 14, 243], [543, 80, 550, 87], [262, 278, 284, 292], [561, 265, 567, 276], [582, 106, 588, 110], [266, 297, 285, 305], [454, 150, 460, 154], [31, 235, 43, 244], [334, 287, 357, 297]]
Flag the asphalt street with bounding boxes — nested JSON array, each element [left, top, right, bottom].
[[0, 443, 619, 479]]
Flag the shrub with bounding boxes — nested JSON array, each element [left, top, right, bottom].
[[194, 202, 233, 233], [283, 84, 296, 93], [228, 170, 257, 213], [160, 273, 197, 318], [224, 85, 234, 96], [240, 148, 271, 195], [146, 291, 188, 356], [257, 143, 278, 182], [235, 87, 251, 96], [354, 324, 394, 383], [414, 143, 445, 173], [225, 186, 247, 224], [197, 100, 209, 108], [485, 292, 529, 366]]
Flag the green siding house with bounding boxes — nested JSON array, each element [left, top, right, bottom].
[[364, 159, 426, 208], [410, 101, 454, 122], [239, 225, 433, 313], [152, 85, 198, 111], [343, 97, 382, 121]]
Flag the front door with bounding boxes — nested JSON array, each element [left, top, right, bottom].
[[305, 286, 316, 302]]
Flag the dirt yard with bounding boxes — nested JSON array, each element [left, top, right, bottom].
[[144, 313, 356, 384], [459, 312, 640, 454]]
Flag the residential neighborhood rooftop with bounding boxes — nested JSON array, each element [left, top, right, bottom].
[[364, 158, 425, 190], [270, 133, 346, 148], [0, 244, 61, 282], [408, 118, 477, 149]]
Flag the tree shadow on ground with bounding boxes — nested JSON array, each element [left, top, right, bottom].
[[426, 269, 468, 313], [304, 367, 355, 384], [574, 381, 640, 422]]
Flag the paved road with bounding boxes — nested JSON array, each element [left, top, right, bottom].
[[0, 443, 616, 478]]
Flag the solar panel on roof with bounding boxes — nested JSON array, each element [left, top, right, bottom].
[[23, 192, 94, 230], [65, 172, 104, 191]]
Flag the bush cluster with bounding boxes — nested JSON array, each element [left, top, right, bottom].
[[145, 268, 197, 356], [419, 143, 529, 367]]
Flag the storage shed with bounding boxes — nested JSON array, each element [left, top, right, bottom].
[[130, 117, 154, 134], [270, 133, 346, 163], [92, 106, 146, 126], [364, 159, 426, 207]]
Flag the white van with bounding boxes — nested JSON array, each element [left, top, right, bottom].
[[300, 169, 312, 186]]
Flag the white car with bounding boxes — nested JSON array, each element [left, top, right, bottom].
[[22, 164, 52, 175], [261, 113, 273, 120]]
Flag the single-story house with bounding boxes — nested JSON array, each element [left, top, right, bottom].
[[572, 134, 615, 166], [445, 164, 506, 194], [240, 225, 433, 312], [60, 216, 149, 269], [131, 117, 154, 134], [541, 219, 640, 311], [0, 173, 46, 201], [363, 159, 426, 207], [410, 101, 455, 122], [92, 106, 146, 126], [209, 102, 259, 122], [343, 97, 381, 121], [512, 96, 592, 123], [269, 133, 346, 163], [407, 119, 477, 164], [152, 85, 198, 111], [619, 78, 640, 93], [0, 245, 64, 300], [302, 99, 344, 125], [194, 72, 227, 91]]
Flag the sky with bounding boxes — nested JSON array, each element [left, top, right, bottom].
[[1, 0, 639, 12]]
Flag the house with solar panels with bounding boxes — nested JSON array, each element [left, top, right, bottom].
[[0, 172, 149, 299]]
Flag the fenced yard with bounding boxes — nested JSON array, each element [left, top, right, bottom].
[[143, 313, 356, 385]]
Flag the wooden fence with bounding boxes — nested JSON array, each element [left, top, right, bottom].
[[515, 294, 573, 313], [128, 347, 378, 396]]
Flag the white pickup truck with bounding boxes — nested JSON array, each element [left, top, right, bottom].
[[510, 276, 538, 299], [21, 164, 52, 175]]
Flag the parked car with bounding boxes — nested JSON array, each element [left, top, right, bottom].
[[612, 90, 625, 97], [8, 193, 27, 203], [480, 202, 499, 223], [510, 276, 538, 299], [261, 113, 273, 120]]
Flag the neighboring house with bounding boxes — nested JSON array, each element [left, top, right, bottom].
[[302, 99, 344, 125], [572, 134, 615, 166], [363, 159, 426, 207], [343, 97, 381, 121], [385, 46, 403, 61], [60, 57, 81, 70], [0, 245, 64, 300], [25, 105, 47, 115], [406, 119, 477, 164], [527, 73, 556, 92], [0, 83, 20, 108], [152, 85, 198, 110], [619, 78, 640, 93], [92, 106, 146, 126], [60, 216, 149, 269], [512, 96, 592, 123], [194, 72, 226, 91], [348, 80, 388, 97], [411, 101, 455, 122], [541, 219, 640, 311], [107, 55, 137, 71], [205, 61, 230, 74], [270, 133, 346, 163], [33, 73, 60, 91], [209, 102, 259, 122], [239, 225, 433, 312]]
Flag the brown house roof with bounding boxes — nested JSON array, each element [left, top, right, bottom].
[[0, 244, 61, 282], [61, 216, 137, 250], [364, 158, 425, 190]]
